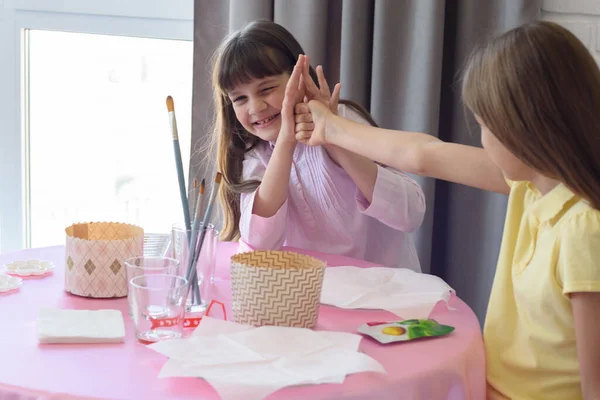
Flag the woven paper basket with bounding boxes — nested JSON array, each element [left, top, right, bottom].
[[230, 250, 326, 329], [65, 222, 144, 298]]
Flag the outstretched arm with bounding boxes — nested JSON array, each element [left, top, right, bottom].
[[295, 100, 509, 195]]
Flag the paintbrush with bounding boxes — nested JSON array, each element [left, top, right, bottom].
[[191, 179, 199, 222], [186, 172, 222, 294], [187, 179, 206, 304], [166, 95, 191, 242]]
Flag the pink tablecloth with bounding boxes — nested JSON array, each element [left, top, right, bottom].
[[0, 243, 485, 400]]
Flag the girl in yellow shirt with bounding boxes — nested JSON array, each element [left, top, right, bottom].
[[293, 21, 600, 399]]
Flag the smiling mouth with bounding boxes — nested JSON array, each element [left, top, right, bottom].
[[253, 113, 280, 126]]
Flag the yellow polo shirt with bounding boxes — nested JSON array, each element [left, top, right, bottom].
[[485, 180, 600, 400]]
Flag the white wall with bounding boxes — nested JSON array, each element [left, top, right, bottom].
[[542, 0, 600, 65]]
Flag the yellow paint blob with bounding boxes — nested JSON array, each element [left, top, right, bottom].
[[381, 326, 406, 336]]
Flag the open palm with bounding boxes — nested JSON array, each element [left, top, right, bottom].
[[294, 56, 338, 146], [279, 55, 307, 145], [301, 55, 341, 114]]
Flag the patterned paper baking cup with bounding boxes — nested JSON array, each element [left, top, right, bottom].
[[230, 250, 326, 329], [64, 222, 144, 298]]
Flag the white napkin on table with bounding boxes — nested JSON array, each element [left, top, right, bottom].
[[320, 266, 454, 319], [148, 317, 386, 400], [37, 308, 125, 344]]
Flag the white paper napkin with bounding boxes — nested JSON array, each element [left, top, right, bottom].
[[37, 308, 125, 344], [320, 266, 454, 319], [148, 317, 386, 400]]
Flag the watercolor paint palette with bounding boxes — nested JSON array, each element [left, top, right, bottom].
[[0, 274, 23, 293], [4, 260, 55, 276], [358, 319, 455, 344]]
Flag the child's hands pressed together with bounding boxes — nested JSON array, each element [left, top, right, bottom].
[[301, 55, 342, 114], [278, 55, 306, 146], [294, 101, 333, 147], [293, 55, 339, 147]]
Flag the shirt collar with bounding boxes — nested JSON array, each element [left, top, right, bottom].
[[527, 182, 578, 223]]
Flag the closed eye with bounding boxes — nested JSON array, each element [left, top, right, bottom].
[[261, 86, 275, 94], [232, 95, 246, 103]]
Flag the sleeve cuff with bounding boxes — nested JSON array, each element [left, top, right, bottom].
[[356, 165, 425, 232], [355, 165, 401, 214], [563, 281, 600, 295]]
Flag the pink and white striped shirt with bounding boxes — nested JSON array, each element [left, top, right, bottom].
[[238, 105, 426, 271]]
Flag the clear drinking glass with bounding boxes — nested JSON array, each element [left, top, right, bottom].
[[129, 274, 188, 344], [124, 256, 180, 316], [171, 222, 218, 311]]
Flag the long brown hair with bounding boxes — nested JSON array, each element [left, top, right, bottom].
[[209, 20, 377, 241], [462, 20, 600, 208]]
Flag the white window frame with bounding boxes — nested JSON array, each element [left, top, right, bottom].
[[0, 0, 194, 252]]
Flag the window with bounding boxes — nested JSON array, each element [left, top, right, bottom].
[[0, 0, 194, 252]]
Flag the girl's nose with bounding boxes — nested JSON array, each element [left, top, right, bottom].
[[248, 97, 267, 115]]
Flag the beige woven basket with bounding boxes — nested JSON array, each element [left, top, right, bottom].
[[65, 222, 144, 298], [230, 250, 326, 329]]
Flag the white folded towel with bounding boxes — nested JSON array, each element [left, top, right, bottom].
[[38, 308, 125, 344]]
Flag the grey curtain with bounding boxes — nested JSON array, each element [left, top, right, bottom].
[[190, 0, 541, 324]]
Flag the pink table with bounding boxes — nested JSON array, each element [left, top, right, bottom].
[[0, 243, 485, 400]]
